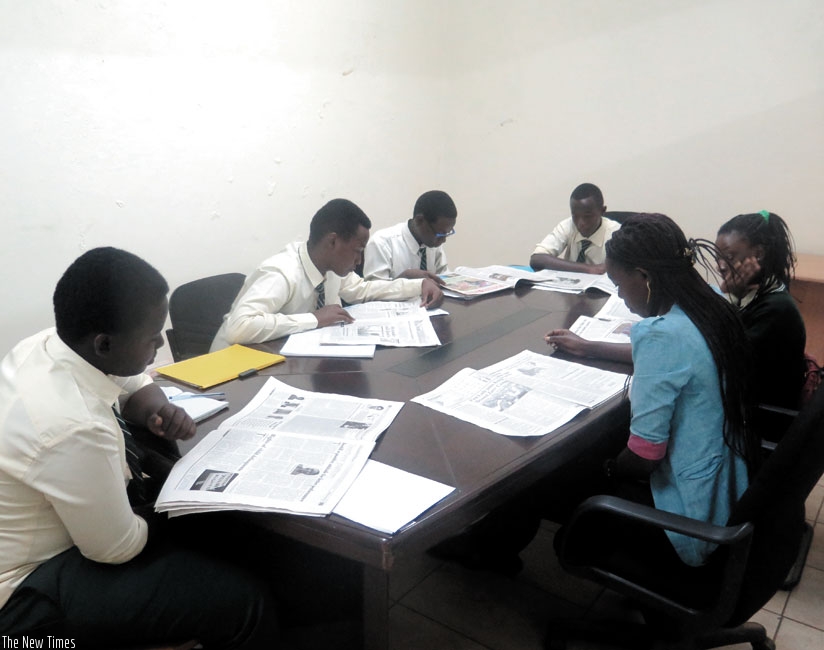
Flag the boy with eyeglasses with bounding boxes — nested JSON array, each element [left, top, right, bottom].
[[211, 198, 443, 350], [363, 190, 457, 283]]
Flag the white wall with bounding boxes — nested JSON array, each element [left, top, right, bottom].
[[441, 0, 824, 267], [1, 0, 822, 356]]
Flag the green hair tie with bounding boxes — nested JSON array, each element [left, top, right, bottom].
[[759, 209, 770, 222]]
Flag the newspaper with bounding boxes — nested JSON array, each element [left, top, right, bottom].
[[441, 265, 617, 297], [280, 328, 376, 358], [411, 350, 628, 437], [529, 269, 616, 294], [439, 266, 520, 299], [155, 376, 403, 516], [319, 300, 441, 347], [568, 294, 642, 344]]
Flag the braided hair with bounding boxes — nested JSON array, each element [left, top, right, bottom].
[[717, 211, 796, 292], [606, 213, 759, 474]]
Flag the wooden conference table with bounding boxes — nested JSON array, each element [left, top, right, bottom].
[[174, 285, 632, 650]]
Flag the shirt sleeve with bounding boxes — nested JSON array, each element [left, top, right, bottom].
[[27, 422, 148, 564], [532, 220, 572, 257], [223, 268, 319, 343], [627, 324, 693, 460], [362, 236, 394, 280], [339, 273, 423, 303]]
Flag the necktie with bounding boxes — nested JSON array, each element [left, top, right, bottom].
[[112, 407, 149, 506], [419, 247, 427, 271], [316, 281, 325, 309], [577, 240, 592, 263]]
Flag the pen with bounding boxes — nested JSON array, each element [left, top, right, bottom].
[[170, 392, 226, 401]]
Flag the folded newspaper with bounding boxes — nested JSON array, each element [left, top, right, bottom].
[[411, 349, 629, 437], [155, 377, 403, 517], [567, 293, 642, 344]]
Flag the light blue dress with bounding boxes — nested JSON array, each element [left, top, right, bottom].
[[629, 304, 749, 566]]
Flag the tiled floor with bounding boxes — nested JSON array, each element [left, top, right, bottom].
[[383, 475, 824, 650]]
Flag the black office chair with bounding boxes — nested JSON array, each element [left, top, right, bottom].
[[166, 273, 246, 361], [604, 211, 637, 225], [546, 383, 824, 650]]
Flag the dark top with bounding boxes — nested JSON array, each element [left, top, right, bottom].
[[739, 289, 806, 439]]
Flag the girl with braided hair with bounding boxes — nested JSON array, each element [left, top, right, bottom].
[[716, 211, 806, 440], [601, 213, 758, 565]]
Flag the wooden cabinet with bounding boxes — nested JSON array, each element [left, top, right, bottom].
[[794, 254, 824, 363]]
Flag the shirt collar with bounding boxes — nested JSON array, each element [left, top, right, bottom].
[[403, 221, 425, 252], [298, 241, 326, 287], [729, 279, 786, 309], [44, 328, 127, 406], [571, 218, 609, 247]]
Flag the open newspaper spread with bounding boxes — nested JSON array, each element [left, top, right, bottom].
[[440, 265, 616, 299], [155, 377, 403, 517], [412, 349, 628, 437], [280, 299, 441, 356], [319, 300, 441, 347]]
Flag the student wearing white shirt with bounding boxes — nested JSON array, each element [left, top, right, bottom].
[[0, 247, 279, 648], [530, 183, 621, 275], [363, 190, 457, 282], [211, 198, 443, 350]]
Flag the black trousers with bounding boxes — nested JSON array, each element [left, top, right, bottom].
[[0, 534, 280, 649]]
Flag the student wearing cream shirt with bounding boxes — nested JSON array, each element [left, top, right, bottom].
[[0, 247, 278, 648], [211, 198, 443, 350]]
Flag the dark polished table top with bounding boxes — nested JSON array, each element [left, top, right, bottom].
[[174, 287, 632, 570]]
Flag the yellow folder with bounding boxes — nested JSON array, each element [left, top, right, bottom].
[[155, 345, 286, 390]]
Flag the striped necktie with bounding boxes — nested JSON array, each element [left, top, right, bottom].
[[112, 407, 149, 506], [316, 281, 325, 309], [419, 246, 427, 271], [576, 240, 592, 263]]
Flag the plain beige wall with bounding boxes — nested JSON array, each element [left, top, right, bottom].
[[440, 0, 824, 267], [1, 0, 822, 357]]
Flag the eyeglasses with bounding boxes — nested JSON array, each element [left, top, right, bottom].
[[429, 224, 456, 239]]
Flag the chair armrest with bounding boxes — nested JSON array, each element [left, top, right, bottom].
[[757, 402, 800, 418], [567, 494, 752, 547], [558, 495, 754, 629]]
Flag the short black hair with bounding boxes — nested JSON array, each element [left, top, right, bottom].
[[570, 183, 604, 208], [53, 247, 169, 343], [308, 199, 372, 246], [413, 190, 457, 224]]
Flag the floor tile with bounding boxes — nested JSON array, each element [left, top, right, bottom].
[[805, 522, 824, 571], [517, 521, 603, 608], [389, 551, 444, 601], [389, 604, 488, 650], [805, 484, 824, 522], [400, 562, 582, 650], [774, 617, 824, 650], [762, 586, 789, 615], [784, 565, 824, 629]]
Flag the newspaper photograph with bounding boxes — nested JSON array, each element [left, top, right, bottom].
[[155, 377, 403, 517], [412, 350, 628, 437], [569, 315, 634, 344]]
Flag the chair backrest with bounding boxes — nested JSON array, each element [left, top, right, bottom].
[[726, 383, 824, 623], [604, 211, 637, 225], [166, 273, 246, 361]]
